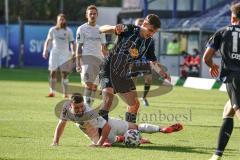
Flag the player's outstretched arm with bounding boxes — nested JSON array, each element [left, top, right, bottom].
[[99, 25, 116, 34], [151, 61, 171, 82], [100, 24, 125, 35], [95, 123, 111, 146], [203, 47, 219, 78], [51, 120, 67, 146]]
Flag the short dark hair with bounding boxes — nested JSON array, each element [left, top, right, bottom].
[[231, 2, 240, 19], [86, 5, 98, 14], [144, 14, 161, 29], [71, 93, 83, 104]]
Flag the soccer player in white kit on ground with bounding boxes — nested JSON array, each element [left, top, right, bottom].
[[43, 13, 75, 98], [75, 5, 108, 105], [51, 93, 183, 147]]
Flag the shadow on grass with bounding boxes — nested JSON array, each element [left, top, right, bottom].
[[112, 143, 238, 155]]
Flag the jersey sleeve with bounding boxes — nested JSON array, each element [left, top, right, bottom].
[[100, 32, 106, 44], [119, 24, 135, 37], [207, 30, 222, 50], [59, 101, 70, 121], [145, 40, 157, 61], [95, 116, 106, 128], [68, 28, 74, 42], [47, 27, 54, 40], [76, 26, 84, 44]]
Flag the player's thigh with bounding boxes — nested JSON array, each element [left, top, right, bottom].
[[223, 100, 235, 118], [81, 64, 96, 84], [60, 59, 73, 73], [108, 118, 129, 143], [144, 74, 152, 84], [48, 52, 59, 71], [131, 76, 137, 85], [101, 87, 114, 109], [119, 90, 138, 106], [226, 77, 240, 110]]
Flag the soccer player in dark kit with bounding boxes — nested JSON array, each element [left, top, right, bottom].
[[98, 14, 170, 123], [203, 3, 240, 160]]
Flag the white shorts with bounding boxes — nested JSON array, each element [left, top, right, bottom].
[[49, 50, 73, 72], [107, 117, 129, 144], [80, 55, 103, 84]]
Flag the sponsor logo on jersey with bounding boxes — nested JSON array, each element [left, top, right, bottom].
[[232, 53, 240, 60], [129, 48, 139, 58]]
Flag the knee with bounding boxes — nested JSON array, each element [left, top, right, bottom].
[[50, 71, 57, 78], [223, 100, 235, 118], [102, 89, 114, 110], [145, 78, 152, 85]]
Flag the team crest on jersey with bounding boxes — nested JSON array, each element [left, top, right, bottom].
[[129, 48, 139, 58]]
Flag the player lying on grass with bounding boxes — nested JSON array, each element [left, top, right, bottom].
[[51, 93, 183, 147]]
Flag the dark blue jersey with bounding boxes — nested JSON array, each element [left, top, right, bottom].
[[113, 24, 156, 62], [111, 24, 156, 78], [207, 25, 240, 81]]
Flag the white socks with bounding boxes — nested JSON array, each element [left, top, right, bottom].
[[61, 79, 69, 95], [138, 123, 160, 133], [49, 78, 57, 93]]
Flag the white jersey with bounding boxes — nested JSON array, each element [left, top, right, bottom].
[[60, 101, 106, 144], [47, 26, 74, 51], [76, 23, 106, 58], [60, 101, 129, 144]]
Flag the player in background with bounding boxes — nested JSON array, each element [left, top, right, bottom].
[[75, 5, 108, 105], [131, 18, 154, 107], [203, 3, 240, 160], [98, 14, 170, 123], [43, 13, 75, 98], [51, 93, 183, 147]]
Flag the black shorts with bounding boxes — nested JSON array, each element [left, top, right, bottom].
[[99, 54, 136, 93], [226, 77, 240, 109], [130, 62, 152, 77]]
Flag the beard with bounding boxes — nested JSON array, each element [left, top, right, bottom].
[[60, 22, 66, 29]]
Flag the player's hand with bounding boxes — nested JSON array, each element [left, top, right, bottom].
[[209, 63, 219, 78], [42, 51, 48, 59], [115, 24, 124, 34], [76, 65, 82, 73]]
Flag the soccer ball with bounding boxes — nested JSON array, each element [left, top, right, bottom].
[[124, 129, 141, 147]]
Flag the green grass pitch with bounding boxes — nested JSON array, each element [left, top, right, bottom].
[[0, 68, 239, 160]]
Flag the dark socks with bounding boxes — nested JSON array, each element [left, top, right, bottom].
[[143, 83, 150, 98], [215, 118, 234, 157], [125, 112, 137, 123]]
